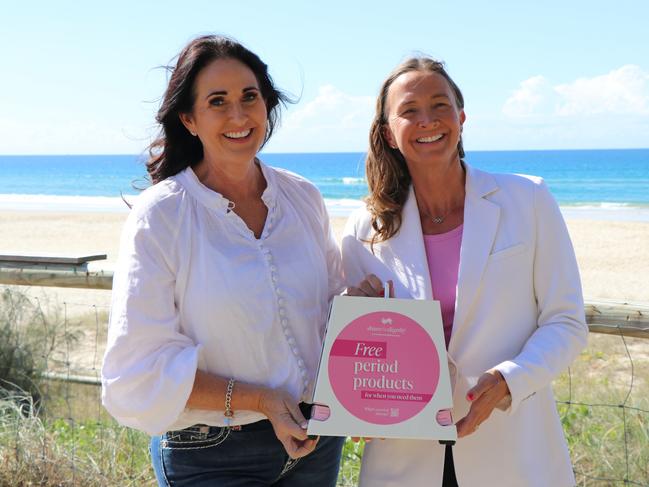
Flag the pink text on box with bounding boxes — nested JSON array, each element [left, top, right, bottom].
[[330, 339, 388, 359], [361, 390, 433, 403]]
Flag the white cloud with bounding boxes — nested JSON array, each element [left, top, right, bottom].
[[555, 65, 649, 116], [503, 65, 649, 118], [502, 75, 552, 117], [284, 85, 374, 130], [267, 85, 374, 152]]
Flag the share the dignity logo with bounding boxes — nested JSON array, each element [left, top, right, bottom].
[[367, 322, 406, 334]]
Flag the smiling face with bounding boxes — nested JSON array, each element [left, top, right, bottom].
[[179, 57, 267, 169], [383, 70, 466, 170]]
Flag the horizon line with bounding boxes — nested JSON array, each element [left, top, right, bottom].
[[1, 147, 649, 157]]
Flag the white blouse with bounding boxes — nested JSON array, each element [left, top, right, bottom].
[[101, 162, 344, 435]]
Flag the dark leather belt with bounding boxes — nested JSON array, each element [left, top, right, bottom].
[[170, 402, 314, 434]]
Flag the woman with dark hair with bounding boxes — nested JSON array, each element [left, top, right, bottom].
[[102, 35, 344, 486], [342, 57, 588, 486]]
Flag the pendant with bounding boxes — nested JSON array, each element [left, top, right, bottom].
[[432, 216, 444, 224]]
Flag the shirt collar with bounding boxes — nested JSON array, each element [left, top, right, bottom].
[[176, 159, 277, 215]]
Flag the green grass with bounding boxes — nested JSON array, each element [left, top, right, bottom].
[[553, 333, 649, 485]]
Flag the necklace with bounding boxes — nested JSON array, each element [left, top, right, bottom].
[[423, 206, 462, 224], [431, 214, 447, 224]]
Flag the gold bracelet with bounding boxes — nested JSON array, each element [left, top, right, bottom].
[[224, 378, 235, 426]]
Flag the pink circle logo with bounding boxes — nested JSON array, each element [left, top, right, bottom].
[[328, 311, 439, 424]]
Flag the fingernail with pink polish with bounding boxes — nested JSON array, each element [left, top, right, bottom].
[[467, 393, 474, 401]]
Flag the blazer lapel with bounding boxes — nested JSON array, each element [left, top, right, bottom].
[[450, 165, 500, 348], [384, 186, 433, 300]]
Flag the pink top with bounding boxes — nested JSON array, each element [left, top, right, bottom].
[[423, 224, 463, 348]]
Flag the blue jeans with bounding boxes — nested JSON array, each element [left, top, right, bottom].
[[150, 419, 344, 486]]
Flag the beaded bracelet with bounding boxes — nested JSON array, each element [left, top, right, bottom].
[[224, 378, 235, 426]]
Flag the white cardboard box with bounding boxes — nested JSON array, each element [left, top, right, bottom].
[[308, 295, 457, 441]]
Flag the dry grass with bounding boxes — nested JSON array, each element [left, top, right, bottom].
[[0, 390, 155, 487]]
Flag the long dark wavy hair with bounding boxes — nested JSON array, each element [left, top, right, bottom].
[[146, 35, 291, 184], [365, 57, 465, 245]]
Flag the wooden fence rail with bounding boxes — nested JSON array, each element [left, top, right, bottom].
[[584, 300, 649, 339], [0, 267, 113, 290], [1, 257, 648, 339]]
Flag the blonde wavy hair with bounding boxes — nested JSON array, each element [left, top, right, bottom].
[[365, 57, 465, 246]]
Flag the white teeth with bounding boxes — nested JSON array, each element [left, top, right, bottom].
[[417, 134, 443, 143], [224, 129, 251, 139]]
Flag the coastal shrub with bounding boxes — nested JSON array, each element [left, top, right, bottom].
[[0, 287, 80, 409], [0, 288, 43, 404]]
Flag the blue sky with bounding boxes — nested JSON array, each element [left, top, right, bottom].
[[1, 0, 647, 154]]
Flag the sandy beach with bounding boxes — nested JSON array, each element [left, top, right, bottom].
[[2, 208, 647, 376], [2, 210, 648, 305]]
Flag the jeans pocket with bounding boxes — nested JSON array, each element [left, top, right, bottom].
[[162, 425, 230, 451]]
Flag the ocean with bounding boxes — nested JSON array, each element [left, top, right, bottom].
[[1, 149, 648, 220]]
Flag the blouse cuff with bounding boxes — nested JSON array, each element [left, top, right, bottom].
[[102, 345, 201, 435]]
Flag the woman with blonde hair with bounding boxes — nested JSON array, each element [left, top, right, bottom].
[[343, 57, 587, 486]]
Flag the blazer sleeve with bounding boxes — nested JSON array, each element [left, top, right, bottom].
[[494, 180, 588, 414]]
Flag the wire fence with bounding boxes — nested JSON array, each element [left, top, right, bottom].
[[556, 326, 649, 486], [0, 282, 648, 486]]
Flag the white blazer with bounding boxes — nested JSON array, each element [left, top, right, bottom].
[[342, 164, 588, 487]]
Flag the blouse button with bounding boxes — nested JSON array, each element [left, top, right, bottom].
[[270, 265, 277, 272], [279, 308, 286, 317], [298, 359, 305, 368], [287, 337, 295, 345], [278, 297, 285, 306], [300, 368, 307, 377], [272, 274, 278, 282], [266, 254, 273, 262]]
